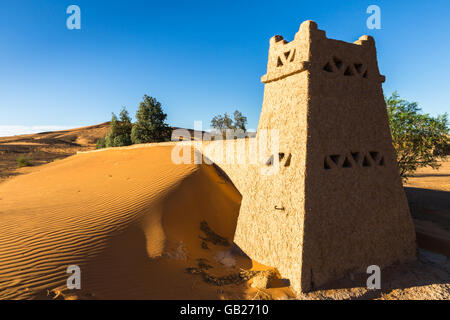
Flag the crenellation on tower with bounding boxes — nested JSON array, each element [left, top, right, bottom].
[[262, 20, 386, 85]]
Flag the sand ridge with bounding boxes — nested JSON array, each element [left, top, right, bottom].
[[0, 145, 256, 299]]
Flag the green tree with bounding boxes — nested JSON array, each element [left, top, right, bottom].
[[233, 110, 247, 131], [223, 112, 233, 130], [104, 107, 133, 148], [210, 110, 247, 137], [96, 137, 106, 149], [117, 107, 133, 145], [104, 113, 118, 148], [131, 95, 171, 144], [210, 113, 233, 138], [210, 114, 225, 132], [386, 92, 449, 179]]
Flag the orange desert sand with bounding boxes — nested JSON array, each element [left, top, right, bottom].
[[0, 136, 449, 299], [0, 144, 292, 299]]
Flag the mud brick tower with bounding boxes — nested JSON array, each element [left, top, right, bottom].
[[233, 20, 416, 293]]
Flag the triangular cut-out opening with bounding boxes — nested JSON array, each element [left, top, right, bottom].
[[344, 66, 354, 76], [351, 152, 361, 163], [324, 158, 331, 170], [362, 156, 371, 167], [278, 153, 285, 161], [289, 50, 295, 61], [379, 156, 385, 166], [277, 57, 283, 67], [342, 157, 352, 168], [284, 51, 290, 59], [369, 151, 379, 162], [266, 155, 274, 166], [354, 63, 363, 73], [323, 62, 333, 72], [363, 70, 368, 78], [284, 154, 292, 167], [333, 57, 343, 70], [330, 155, 340, 165]]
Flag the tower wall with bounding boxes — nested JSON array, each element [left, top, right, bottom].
[[300, 23, 416, 290], [234, 71, 309, 293], [233, 22, 314, 292], [233, 20, 416, 293]]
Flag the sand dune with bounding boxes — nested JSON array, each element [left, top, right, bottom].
[[0, 145, 266, 299], [0, 139, 448, 299]]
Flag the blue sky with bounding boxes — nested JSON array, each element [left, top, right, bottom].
[[0, 0, 449, 136]]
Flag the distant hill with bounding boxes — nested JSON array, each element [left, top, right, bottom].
[[0, 122, 111, 146], [0, 123, 256, 182], [0, 122, 111, 181]]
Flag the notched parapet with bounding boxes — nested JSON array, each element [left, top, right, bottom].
[[262, 20, 323, 83], [262, 20, 385, 84]]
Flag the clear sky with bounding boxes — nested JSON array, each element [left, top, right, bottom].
[[0, 0, 449, 136]]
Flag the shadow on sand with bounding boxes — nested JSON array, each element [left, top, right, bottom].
[[310, 187, 450, 299]]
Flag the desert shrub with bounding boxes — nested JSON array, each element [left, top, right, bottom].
[[131, 95, 171, 144], [105, 107, 133, 148], [17, 156, 32, 168], [386, 92, 449, 179]]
